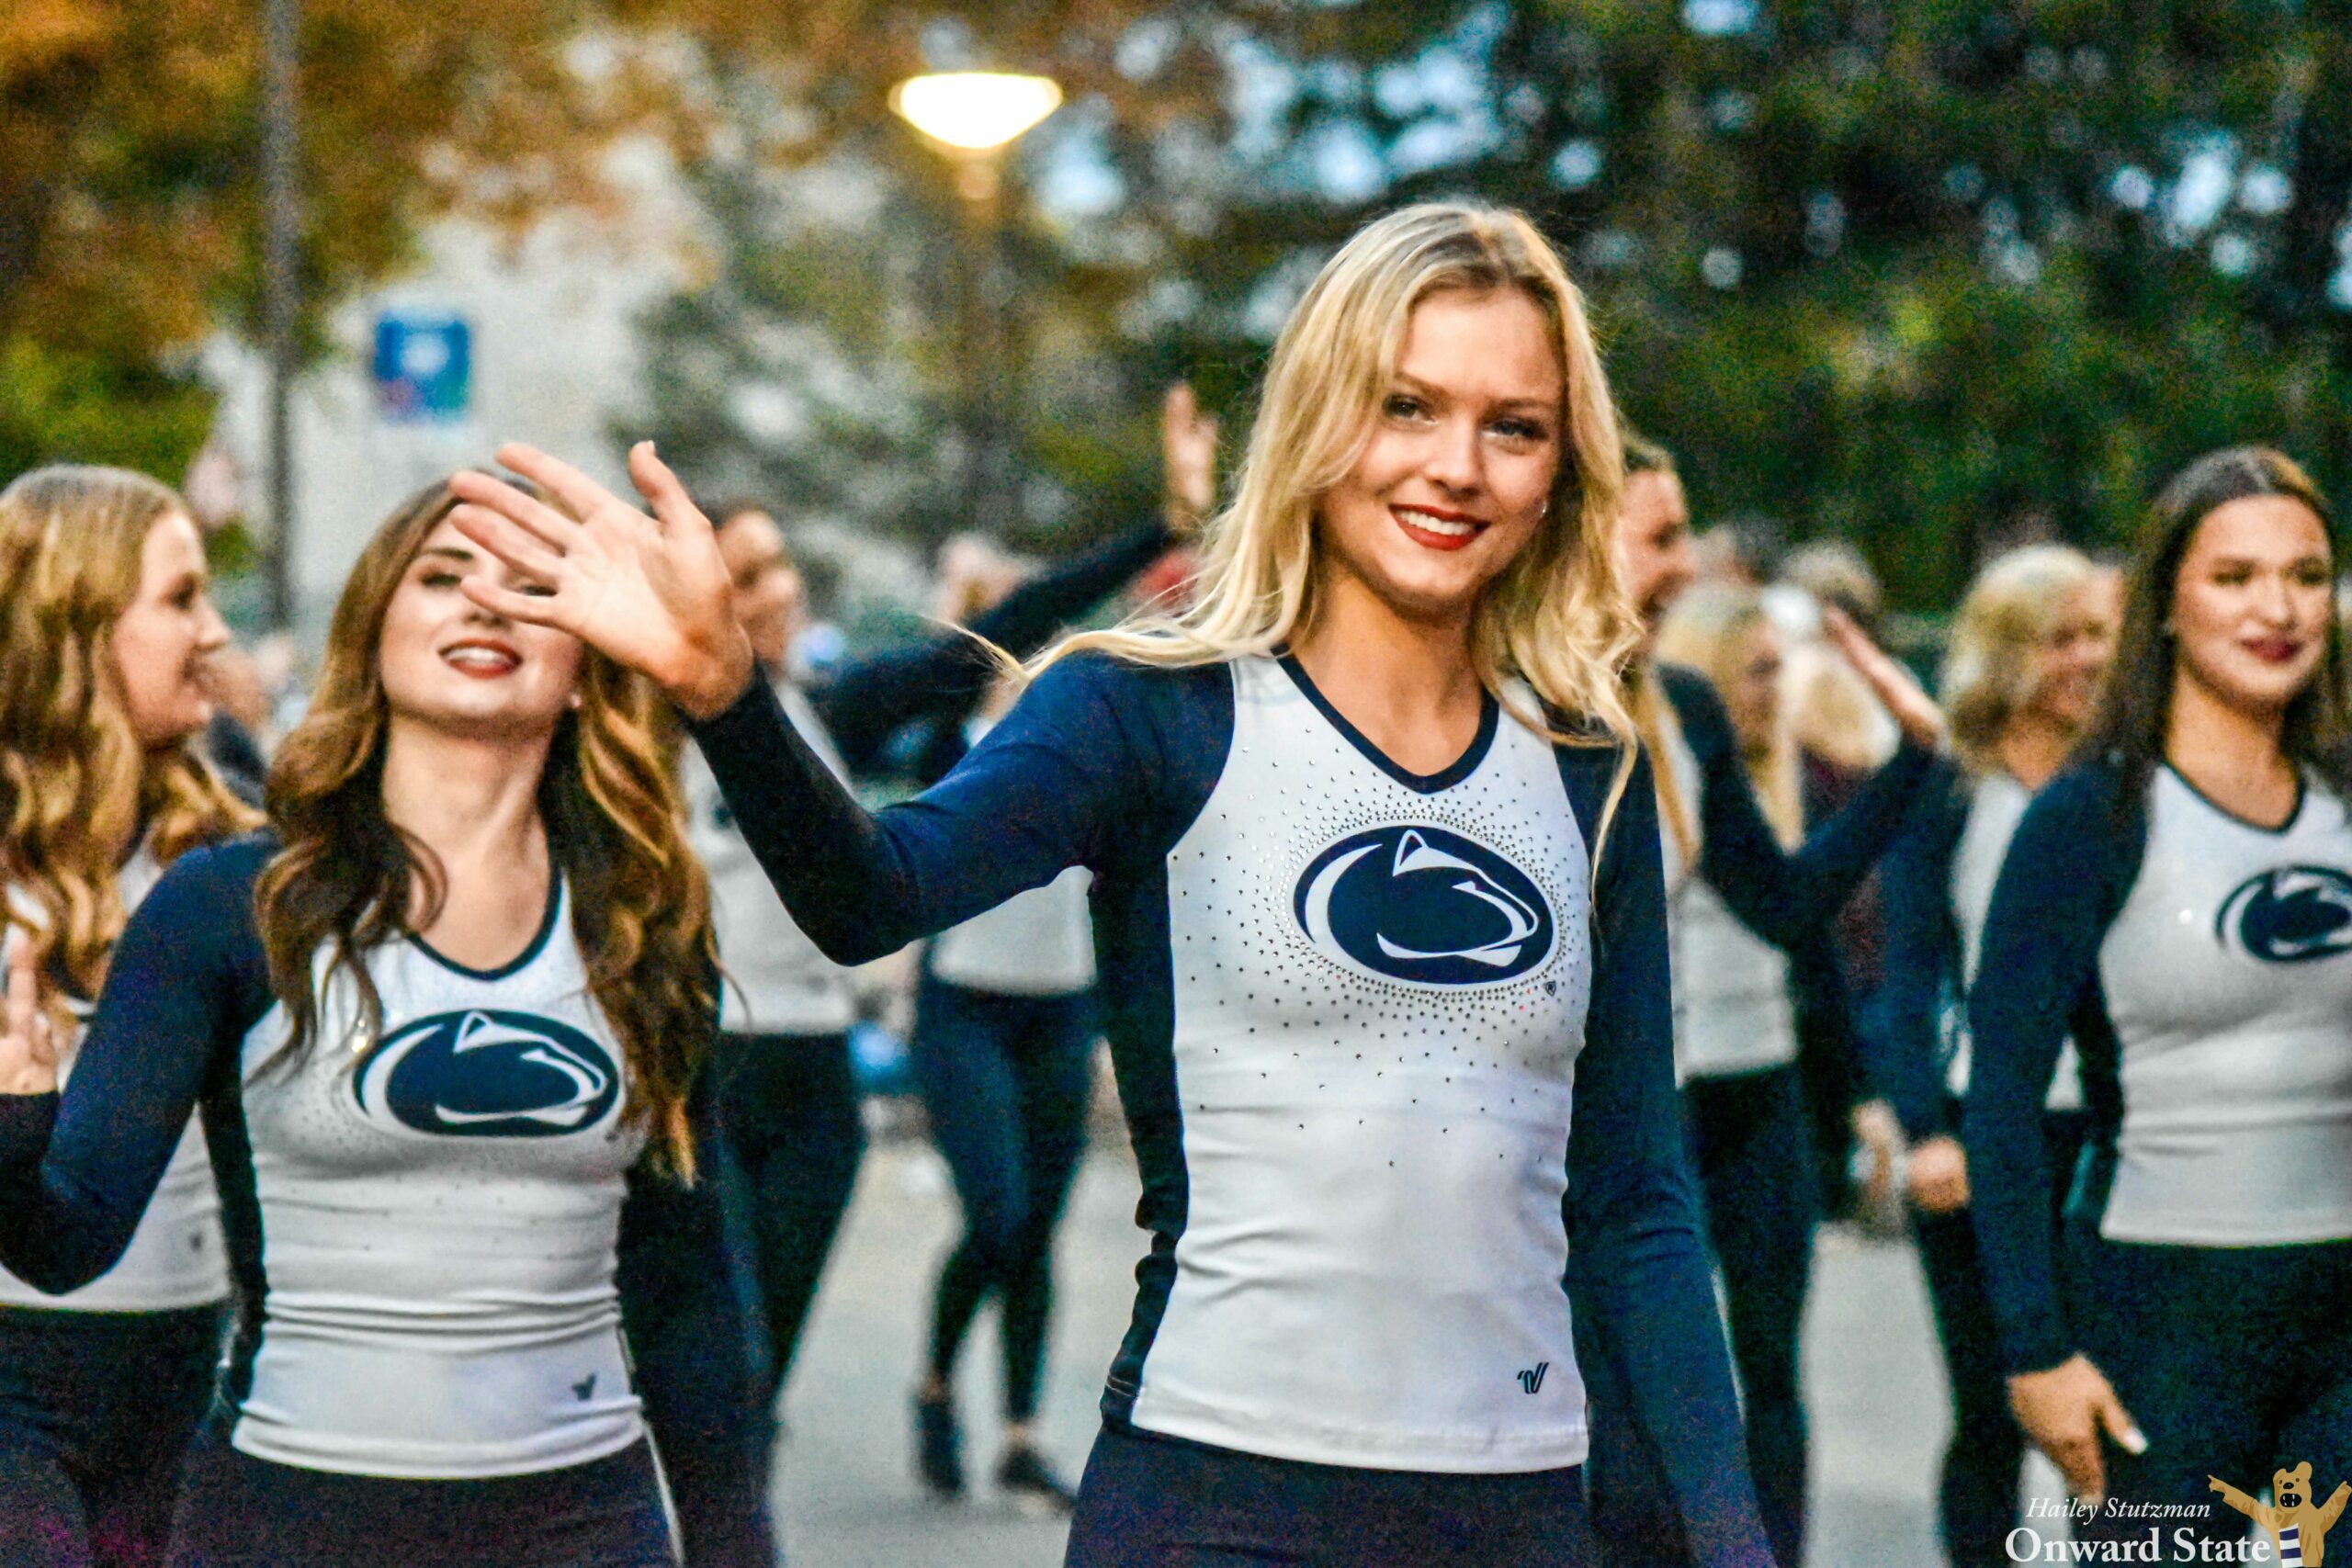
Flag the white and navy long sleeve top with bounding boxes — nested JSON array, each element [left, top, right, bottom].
[[688, 649, 1770, 1559], [1965, 761, 2352, 1374], [0, 849, 229, 1314], [0, 835, 752, 1482], [924, 711, 1096, 998], [692, 520, 1172, 1032], [1869, 761, 2082, 1143], [1653, 664, 1932, 1082]]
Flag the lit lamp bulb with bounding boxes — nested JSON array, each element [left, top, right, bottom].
[[889, 72, 1063, 153]]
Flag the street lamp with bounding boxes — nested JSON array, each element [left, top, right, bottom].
[[888, 72, 1062, 198], [889, 71, 1061, 536]]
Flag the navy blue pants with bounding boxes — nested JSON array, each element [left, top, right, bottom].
[[910, 973, 1094, 1423], [1064, 1418, 1594, 1566], [2071, 1230, 2352, 1551], [1913, 1106, 2085, 1568], [164, 1433, 672, 1566], [1682, 1063, 1815, 1568], [0, 1301, 224, 1568], [711, 1029, 865, 1413]]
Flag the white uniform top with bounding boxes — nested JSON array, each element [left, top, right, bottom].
[[1948, 773, 2082, 1111], [686, 678, 859, 1035], [2096, 768, 2352, 1246], [927, 716, 1098, 995], [1125, 658, 1596, 1471], [229, 880, 647, 1475], [1656, 720, 1801, 1082], [0, 852, 228, 1313]]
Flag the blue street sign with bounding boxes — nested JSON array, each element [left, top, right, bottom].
[[372, 311, 472, 423]]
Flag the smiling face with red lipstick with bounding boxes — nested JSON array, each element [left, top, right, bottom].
[[2080, 446, 2352, 830], [2168, 494, 2334, 717], [378, 515, 584, 741], [1312, 288, 1565, 630]]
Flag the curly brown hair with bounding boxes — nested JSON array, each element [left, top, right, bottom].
[[254, 477, 718, 1171], [0, 466, 258, 1020]]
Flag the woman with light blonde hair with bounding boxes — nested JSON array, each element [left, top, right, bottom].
[[1655, 585, 1804, 846], [1871, 543, 2114, 1566], [0, 465, 255, 1567], [0, 476, 768, 1564], [447, 201, 1772, 1564]]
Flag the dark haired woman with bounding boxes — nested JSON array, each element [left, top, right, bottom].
[[0, 468, 258, 1568], [686, 394, 1204, 1506], [1966, 447, 2352, 1546], [452, 203, 1775, 1564], [897, 389, 1214, 1510], [1871, 545, 2116, 1567], [1610, 436, 1942, 1568], [0, 479, 763, 1566]]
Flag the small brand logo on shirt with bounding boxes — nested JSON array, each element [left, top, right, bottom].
[[573, 1373, 599, 1402], [1294, 826, 1555, 987], [1517, 1362, 1549, 1395], [2216, 866, 2352, 964], [354, 1009, 620, 1138]]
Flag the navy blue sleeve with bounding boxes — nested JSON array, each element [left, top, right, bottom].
[[686, 652, 1197, 966], [619, 1052, 774, 1568], [1563, 743, 1773, 1567], [1962, 763, 2134, 1376], [1662, 664, 1935, 951], [1865, 764, 1970, 1142], [1790, 924, 1862, 1121], [0, 836, 275, 1293], [811, 519, 1175, 774]]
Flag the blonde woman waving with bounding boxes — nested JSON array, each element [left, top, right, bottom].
[[451, 204, 1770, 1566]]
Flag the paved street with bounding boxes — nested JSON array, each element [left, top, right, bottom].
[[767, 1130, 2064, 1568]]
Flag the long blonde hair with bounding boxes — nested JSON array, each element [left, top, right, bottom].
[[1040, 203, 1641, 836], [0, 467, 258, 1017], [1942, 544, 2103, 776], [1655, 583, 1803, 847], [254, 479, 718, 1173]]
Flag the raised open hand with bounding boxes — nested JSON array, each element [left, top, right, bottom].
[[1820, 604, 1948, 751], [0, 942, 58, 1098], [1161, 382, 1219, 536], [447, 443, 753, 719]]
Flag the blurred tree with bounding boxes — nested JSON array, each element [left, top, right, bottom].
[[0, 0, 697, 482], [24, 0, 2352, 608], [620, 4, 1232, 552], [1139, 0, 2352, 605]]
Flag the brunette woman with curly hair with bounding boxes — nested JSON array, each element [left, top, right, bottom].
[[0, 466, 258, 1567], [0, 478, 763, 1566]]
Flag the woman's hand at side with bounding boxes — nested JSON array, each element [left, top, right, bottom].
[[0, 945, 57, 1098], [2009, 1353, 2145, 1506], [1905, 1134, 1970, 1213], [447, 442, 754, 720]]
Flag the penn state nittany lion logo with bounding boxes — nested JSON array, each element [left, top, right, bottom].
[[2217, 866, 2352, 964], [1294, 825, 1554, 986], [355, 1009, 620, 1137]]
